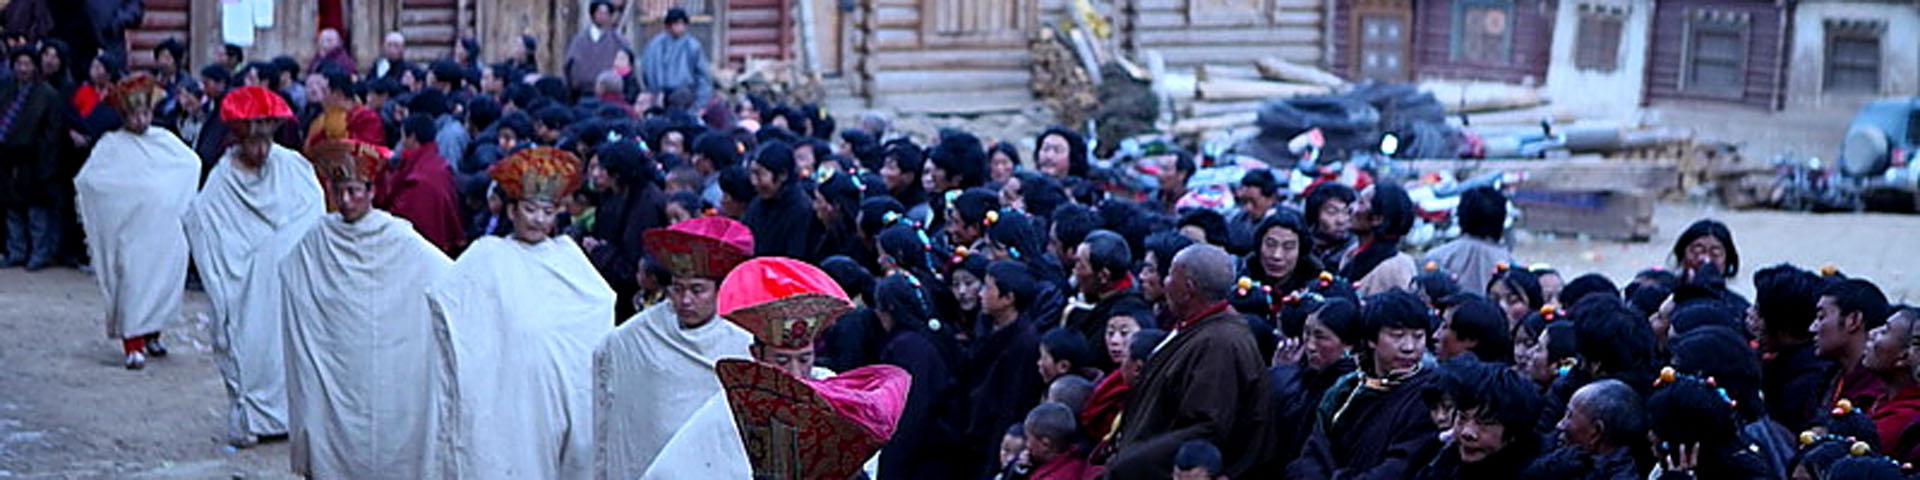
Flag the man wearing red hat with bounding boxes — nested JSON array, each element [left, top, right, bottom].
[[183, 84, 325, 447], [427, 146, 614, 479], [641, 257, 911, 479], [592, 216, 755, 478], [278, 139, 455, 478], [73, 73, 200, 370]]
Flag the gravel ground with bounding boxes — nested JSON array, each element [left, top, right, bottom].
[[0, 203, 1911, 479]]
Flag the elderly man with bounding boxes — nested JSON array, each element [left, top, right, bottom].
[[565, 0, 628, 95], [369, 32, 409, 80], [1523, 379, 1647, 478], [1107, 245, 1267, 479], [643, 257, 910, 479], [279, 139, 453, 478], [74, 74, 200, 370], [185, 85, 326, 446], [640, 7, 713, 106], [593, 216, 755, 478], [312, 28, 356, 75]]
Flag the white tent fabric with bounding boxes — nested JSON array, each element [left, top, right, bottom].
[[185, 144, 324, 438], [74, 128, 199, 341], [591, 303, 752, 479], [428, 235, 613, 480], [279, 210, 454, 479]]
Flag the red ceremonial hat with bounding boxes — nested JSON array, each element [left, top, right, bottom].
[[717, 359, 910, 479], [718, 257, 852, 349], [644, 217, 754, 280], [219, 85, 295, 124]]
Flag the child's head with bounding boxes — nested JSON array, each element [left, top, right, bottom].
[[666, 191, 708, 224], [567, 189, 597, 216], [1121, 329, 1169, 384], [1022, 403, 1079, 465], [1172, 440, 1226, 480], [999, 423, 1026, 469], [1037, 329, 1093, 383], [667, 165, 703, 193], [1044, 375, 1094, 414]]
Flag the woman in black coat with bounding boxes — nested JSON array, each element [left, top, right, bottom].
[[584, 140, 667, 321], [873, 272, 966, 480]]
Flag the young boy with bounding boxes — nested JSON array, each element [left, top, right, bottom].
[[1173, 440, 1228, 480]]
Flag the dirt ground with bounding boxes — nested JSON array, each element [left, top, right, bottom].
[[0, 273, 291, 479], [0, 203, 1912, 479]]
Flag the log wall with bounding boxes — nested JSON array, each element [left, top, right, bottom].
[[852, 0, 1062, 113], [1120, 0, 1326, 70]]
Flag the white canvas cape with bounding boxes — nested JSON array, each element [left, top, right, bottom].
[[591, 302, 752, 479], [429, 235, 614, 480], [279, 210, 454, 479], [185, 144, 324, 437], [74, 129, 199, 340]]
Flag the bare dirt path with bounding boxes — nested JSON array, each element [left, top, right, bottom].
[[0, 269, 290, 479]]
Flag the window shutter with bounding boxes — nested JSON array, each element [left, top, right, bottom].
[[1823, 19, 1884, 94], [1680, 9, 1749, 98], [1573, 3, 1625, 72]]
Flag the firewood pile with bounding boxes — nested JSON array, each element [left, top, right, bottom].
[[717, 58, 824, 106], [1030, 27, 1099, 127]]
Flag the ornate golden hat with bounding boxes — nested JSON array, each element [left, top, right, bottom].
[[717, 359, 909, 480], [106, 73, 165, 114], [306, 139, 389, 184], [489, 146, 584, 203]]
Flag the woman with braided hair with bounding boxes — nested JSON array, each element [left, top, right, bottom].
[[873, 272, 966, 479]]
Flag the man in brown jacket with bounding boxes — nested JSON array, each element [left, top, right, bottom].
[[1105, 245, 1268, 479]]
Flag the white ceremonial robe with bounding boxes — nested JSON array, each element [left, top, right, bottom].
[[592, 302, 752, 479], [185, 144, 324, 437], [74, 128, 199, 340], [429, 235, 614, 480], [641, 366, 869, 479], [279, 210, 454, 479]]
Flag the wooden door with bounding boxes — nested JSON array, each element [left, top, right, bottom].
[[1352, 2, 1411, 82], [808, 0, 841, 75]]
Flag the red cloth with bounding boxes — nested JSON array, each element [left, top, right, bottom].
[[643, 216, 755, 279], [717, 359, 911, 479], [1032, 448, 1102, 480], [1834, 364, 1890, 413], [1875, 386, 1920, 462], [716, 257, 853, 348], [380, 144, 466, 253], [72, 84, 102, 118], [1080, 373, 1129, 442]]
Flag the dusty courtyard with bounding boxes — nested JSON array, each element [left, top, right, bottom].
[[0, 203, 1914, 479]]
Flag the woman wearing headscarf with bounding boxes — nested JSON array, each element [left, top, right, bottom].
[[584, 140, 668, 320], [740, 140, 820, 258], [1340, 182, 1417, 297]]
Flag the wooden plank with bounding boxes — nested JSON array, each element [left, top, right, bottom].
[[879, 87, 1034, 113], [876, 0, 916, 6], [139, 10, 190, 30], [873, 28, 919, 49], [876, 6, 918, 28], [731, 8, 784, 26], [1133, 0, 1185, 10], [1131, 26, 1319, 46], [1196, 77, 1330, 100], [872, 48, 1030, 69], [1274, 10, 1321, 26], [1513, 190, 1657, 241], [874, 69, 1030, 93], [1153, 44, 1320, 66], [1136, 11, 1187, 28], [1255, 57, 1346, 87], [402, 24, 457, 42], [1399, 157, 1677, 194], [401, 9, 456, 24], [731, 27, 784, 44], [1275, 0, 1321, 8]]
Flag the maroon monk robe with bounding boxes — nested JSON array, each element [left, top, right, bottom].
[[380, 143, 466, 253]]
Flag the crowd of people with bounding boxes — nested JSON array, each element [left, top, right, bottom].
[[5, 4, 1920, 480]]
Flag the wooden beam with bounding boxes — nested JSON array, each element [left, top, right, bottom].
[[1255, 57, 1345, 87], [1130, 26, 1319, 46], [1196, 77, 1330, 101]]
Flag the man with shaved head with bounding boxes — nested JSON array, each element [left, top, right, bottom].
[[1106, 245, 1268, 478]]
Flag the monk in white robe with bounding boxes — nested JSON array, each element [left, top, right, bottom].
[[184, 86, 324, 445], [73, 74, 199, 369], [429, 147, 612, 480], [280, 139, 454, 479], [647, 257, 907, 479], [592, 216, 755, 479]]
